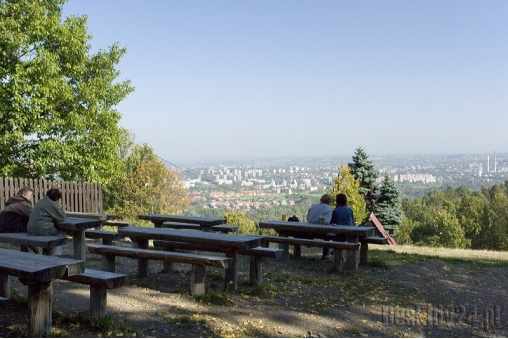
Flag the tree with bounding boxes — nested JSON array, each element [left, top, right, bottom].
[[0, 0, 133, 184], [350, 147, 379, 215], [373, 174, 402, 235], [410, 207, 467, 249], [104, 143, 190, 222], [326, 164, 367, 225], [224, 211, 257, 235]]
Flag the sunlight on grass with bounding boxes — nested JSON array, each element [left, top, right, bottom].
[[371, 244, 508, 266]]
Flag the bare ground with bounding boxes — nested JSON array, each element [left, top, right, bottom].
[[1, 240, 508, 338]]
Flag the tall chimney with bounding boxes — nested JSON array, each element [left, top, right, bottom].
[[494, 151, 497, 173], [487, 155, 490, 173]]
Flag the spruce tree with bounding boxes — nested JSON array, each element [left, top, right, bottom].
[[350, 147, 379, 214], [374, 174, 403, 235]]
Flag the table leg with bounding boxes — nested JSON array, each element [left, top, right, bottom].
[[278, 232, 289, 259], [360, 241, 369, 266], [136, 240, 149, 278], [0, 274, 10, 299], [345, 236, 359, 271], [28, 281, 53, 337], [74, 230, 86, 261], [224, 249, 238, 292]]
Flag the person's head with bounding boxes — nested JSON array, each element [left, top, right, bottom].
[[336, 193, 347, 206], [320, 194, 331, 205], [17, 187, 34, 201], [46, 188, 62, 202]]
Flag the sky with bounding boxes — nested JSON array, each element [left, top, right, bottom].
[[61, 0, 508, 163]]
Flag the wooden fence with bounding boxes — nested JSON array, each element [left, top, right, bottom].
[[0, 177, 103, 213]]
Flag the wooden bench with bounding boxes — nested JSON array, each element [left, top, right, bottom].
[[262, 236, 361, 271], [87, 244, 232, 295], [153, 240, 283, 286], [360, 236, 388, 266], [61, 269, 126, 319], [0, 232, 68, 256], [102, 221, 134, 227], [161, 222, 201, 230], [85, 230, 124, 245], [210, 225, 239, 234]]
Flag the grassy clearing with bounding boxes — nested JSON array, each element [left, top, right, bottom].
[[370, 244, 508, 267]]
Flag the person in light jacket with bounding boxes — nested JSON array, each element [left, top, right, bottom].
[[0, 187, 34, 233], [27, 188, 66, 255]]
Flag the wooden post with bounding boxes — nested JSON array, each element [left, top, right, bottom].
[[278, 232, 289, 259], [0, 274, 10, 299], [249, 256, 263, 287], [28, 281, 53, 337], [136, 239, 149, 278], [345, 236, 359, 271], [293, 244, 301, 258], [74, 230, 86, 260], [190, 264, 206, 296], [103, 254, 116, 272], [360, 242, 369, 266], [90, 286, 108, 319], [224, 249, 238, 292], [332, 249, 345, 272]]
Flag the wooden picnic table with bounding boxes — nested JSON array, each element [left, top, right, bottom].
[[57, 217, 103, 261], [138, 214, 225, 228], [259, 220, 376, 270], [118, 226, 262, 291], [0, 248, 84, 337], [65, 212, 119, 221]]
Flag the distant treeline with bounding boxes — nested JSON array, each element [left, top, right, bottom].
[[398, 180, 508, 250]]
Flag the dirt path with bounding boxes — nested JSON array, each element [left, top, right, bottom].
[[1, 241, 508, 338]]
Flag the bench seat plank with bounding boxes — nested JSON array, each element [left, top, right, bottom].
[[62, 269, 126, 289], [0, 233, 67, 256], [153, 240, 283, 286], [161, 222, 201, 230], [87, 245, 232, 268], [85, 230, 124, 242], [211, 225, 239, 233], [262, 236, 360, 250], [102, 221, 134, 227], [87, 245, 232, 296]]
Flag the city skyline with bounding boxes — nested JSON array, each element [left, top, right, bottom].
[[62, 1, 508, 163]]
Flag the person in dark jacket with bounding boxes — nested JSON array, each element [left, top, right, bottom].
[[27, 188, 66, 256], [0, 187, 34, 233]]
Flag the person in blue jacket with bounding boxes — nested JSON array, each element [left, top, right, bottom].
[[322, 193, 356, 259]]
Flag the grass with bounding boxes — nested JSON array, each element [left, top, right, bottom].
[[370, 244, 508, 267]]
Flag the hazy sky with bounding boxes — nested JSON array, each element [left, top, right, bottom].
[[62, 0, 508, 163]]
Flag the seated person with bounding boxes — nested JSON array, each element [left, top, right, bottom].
[[27, 188, 66, 256], [331, 193, 356, 226], [0, 187, 34, 233], [307, 194, 333, 259], [323, 193, 356, 259]]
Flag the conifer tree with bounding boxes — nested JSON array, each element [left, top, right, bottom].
[[350, 147, 379, 214], [374, 174, 403, 235]]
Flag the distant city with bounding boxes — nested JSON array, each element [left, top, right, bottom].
[[173, 153, 508, 212]]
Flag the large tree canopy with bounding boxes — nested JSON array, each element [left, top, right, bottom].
[[0, 0, 133, 183], [103, 143, 190, 222]]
